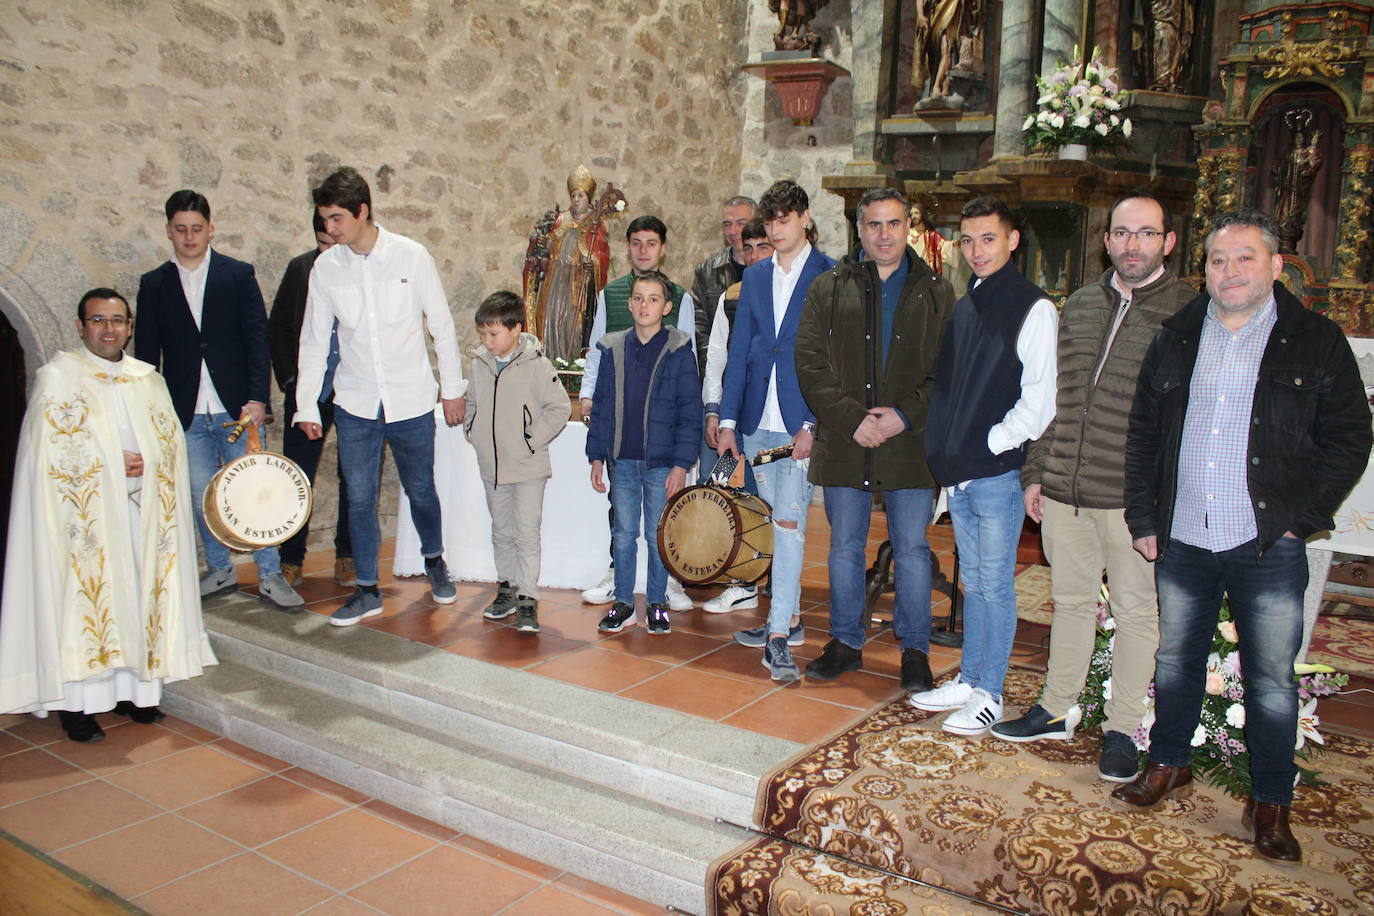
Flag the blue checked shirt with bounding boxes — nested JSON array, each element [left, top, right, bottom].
[[1171, 296, 1278, 551]]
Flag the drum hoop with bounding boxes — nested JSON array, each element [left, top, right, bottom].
[[204, 450, 314, 549], [656, 485, 772, 585]]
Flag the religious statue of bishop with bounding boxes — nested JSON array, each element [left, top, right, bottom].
[[522, 165, 623, 362]]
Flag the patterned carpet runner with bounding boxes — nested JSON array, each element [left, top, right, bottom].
[[709, 669, 1374, 915]]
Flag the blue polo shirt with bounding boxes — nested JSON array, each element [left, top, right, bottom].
[[618, 327, 669, 460]]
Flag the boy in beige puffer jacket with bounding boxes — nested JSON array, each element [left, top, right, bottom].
[[465, 291, 572, 632]]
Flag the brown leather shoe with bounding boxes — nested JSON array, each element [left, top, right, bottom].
[[1111, 762, 1193, 809], [335, 557, 357, 587], [280, 563, 304, 586], [1243, 799, 1302, 865]]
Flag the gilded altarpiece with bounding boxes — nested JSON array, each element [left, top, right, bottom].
[[1192, 3, 1374, 333]]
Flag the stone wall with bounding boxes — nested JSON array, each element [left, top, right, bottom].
[[0, 0, 749, 555], [737, 0, 854, 257]]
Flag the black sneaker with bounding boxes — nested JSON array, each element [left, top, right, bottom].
[[990, 703, 1082, 743], [1099, 730, 1142, 783], [598, 601, 636, 632], [804, 638, 862, 681], [514, 597, 540, 633], [484, 581, 519, 620], [647, 603, 671, 635], [900, 648, 934, 692]]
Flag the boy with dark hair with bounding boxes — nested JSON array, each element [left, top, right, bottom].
[[586, 271, 701, 635], [465, 291, 571, 633], [716, 179, 836, 680], [912, 195, 1058, 734], [579, 215, 697, 611]]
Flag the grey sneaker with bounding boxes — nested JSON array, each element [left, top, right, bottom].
[[762, 636, 801, 683], [514, 597, 540, 633], [425, 557, 457, 604], [734, 622, 805, 648], [484, 581, 519, 620], [259, 572, 306, 612], [199, 567, 237, 598], [331, 589, 384, 627]]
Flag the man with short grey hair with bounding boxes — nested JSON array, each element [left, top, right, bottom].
[[795, 187, 955, 689], [1117, 208, 1370, 865]]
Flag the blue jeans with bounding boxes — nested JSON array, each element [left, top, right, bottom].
[[946, 469, 1024, 698], [825, 486, 935, 652], [743, 429, 814, 636], [609, 460, 671, 605], [1150, 537, 1306, 805], [185, 411, 281, 577], [334, 406, 443, 586]]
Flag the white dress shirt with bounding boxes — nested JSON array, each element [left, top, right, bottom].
[[294, 225, 465, 426], [176, 249, 228, 416], [703, 291, 731, 410]]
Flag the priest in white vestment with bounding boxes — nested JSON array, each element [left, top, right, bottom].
[[0, 289, 215, 741]]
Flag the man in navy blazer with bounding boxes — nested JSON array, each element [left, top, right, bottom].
[[135, 190, 303, 611], [716, 179, 835, 682]]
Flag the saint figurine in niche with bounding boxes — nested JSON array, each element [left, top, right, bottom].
[[522, 165, 622, 361]]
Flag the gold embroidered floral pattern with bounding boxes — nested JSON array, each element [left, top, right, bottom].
[[145, 408, 180, 672], [43, 394, 121, 669]]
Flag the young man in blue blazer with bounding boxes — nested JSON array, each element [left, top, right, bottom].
[[716, 180, 835, 682]]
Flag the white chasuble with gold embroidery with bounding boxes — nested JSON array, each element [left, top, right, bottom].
[[0, 349, 215, 715]]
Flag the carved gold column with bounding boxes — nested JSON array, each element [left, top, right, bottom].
[[1334, 147, 1372, 281]]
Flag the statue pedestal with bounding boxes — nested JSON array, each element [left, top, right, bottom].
[[1122, 91, 1209, 170], [742, 58, 850, 127]]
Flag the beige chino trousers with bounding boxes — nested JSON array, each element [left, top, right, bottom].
[[1040, 497, 1159, 737]]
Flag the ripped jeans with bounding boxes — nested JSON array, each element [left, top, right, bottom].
[[742, 428, 814, 636]]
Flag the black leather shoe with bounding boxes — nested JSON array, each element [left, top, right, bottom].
[[57, 711, 105, 743], [1111, 762, 1193, 809], [805, 638, 863, 681], [1243, 799, 1302, 865], [900, 648, 934, 692], [113, 701, 165, 724]]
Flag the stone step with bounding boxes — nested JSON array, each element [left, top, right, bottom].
[[191, 594, 799, 823], [165, 594, 803, 912]]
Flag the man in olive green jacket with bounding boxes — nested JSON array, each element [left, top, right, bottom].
[[796, 188, 955, 689], [991, 190, 1196, 783]]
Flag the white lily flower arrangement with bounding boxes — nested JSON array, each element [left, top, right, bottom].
[[1021, 46, 1133, 155], [1066, 592, 1348, 798]]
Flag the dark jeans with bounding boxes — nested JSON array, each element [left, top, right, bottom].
[[334, 406, 443, 586], [1150, 537, 1306, 805], [279, 387, 351, 566]]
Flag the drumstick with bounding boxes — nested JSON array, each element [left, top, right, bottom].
[[223, 416, 251, 444]]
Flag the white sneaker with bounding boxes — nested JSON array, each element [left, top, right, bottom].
[[703, 584, 759, 614], [942, 689, 1004, 736], [908, 674, 972, 711], [581, 569, 616, 605], [666, 577, 694, 612]]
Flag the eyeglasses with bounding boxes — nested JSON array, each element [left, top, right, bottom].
[[1109, 229, 1165, 243], [83, 316, 130, 327]]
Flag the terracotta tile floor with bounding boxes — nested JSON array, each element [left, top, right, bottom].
[[5, 506, 1373, 913]]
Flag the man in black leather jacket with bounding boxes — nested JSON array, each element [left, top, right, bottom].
[[1117, 209, 1371, 866]]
